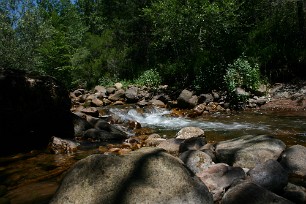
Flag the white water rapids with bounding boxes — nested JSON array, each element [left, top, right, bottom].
[[109, 107, 268, 131]]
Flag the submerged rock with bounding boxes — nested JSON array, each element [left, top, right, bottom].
[[51, 147, 213, 204]]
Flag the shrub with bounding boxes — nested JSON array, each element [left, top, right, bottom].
[[134, 69, 161, 88], [224, 57, 261, 93], [224, 57, 262, 105]]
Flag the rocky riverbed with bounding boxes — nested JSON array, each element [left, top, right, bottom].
[[1, 69, 306, 203], [53, 81, 306, 203]]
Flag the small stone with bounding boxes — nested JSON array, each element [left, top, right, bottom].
[[114, 82, 123, 90], [176, 127, 205, 139]]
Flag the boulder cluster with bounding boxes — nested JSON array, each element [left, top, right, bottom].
[[70, 83, 271, 117], [51, 127, 306, 204]]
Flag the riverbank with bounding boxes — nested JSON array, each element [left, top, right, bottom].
[[260, 81, 306, 111], [70, 81, 306, 116]]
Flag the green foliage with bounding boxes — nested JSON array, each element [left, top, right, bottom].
[[134, 69, 161, 88], [143, 0, 242, 89], [244, 0, 305, 81], [0, 0, 305, 90], [71, 30, 128, 89], [224, 57, 261, 93]]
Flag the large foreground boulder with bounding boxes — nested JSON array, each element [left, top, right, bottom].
[[51, 147, 213, 204], [215, 135, 286, 169], [0, 69, 74, 155]]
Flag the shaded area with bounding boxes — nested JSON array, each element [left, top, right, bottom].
[[0, 69, 74, 155]]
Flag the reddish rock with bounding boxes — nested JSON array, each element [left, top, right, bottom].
[[260, 99, 306, 111]]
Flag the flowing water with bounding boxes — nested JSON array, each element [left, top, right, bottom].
[[109, 107, 306, 145], [1, 106, 306, 203]]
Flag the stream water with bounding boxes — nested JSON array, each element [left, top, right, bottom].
[[1, 107, 306, 203], [109, 107, 306, 145]]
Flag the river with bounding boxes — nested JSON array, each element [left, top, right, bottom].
[[1, 106, 306, 203]]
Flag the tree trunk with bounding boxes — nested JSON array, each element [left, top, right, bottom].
[[297, 0, 305, 38]]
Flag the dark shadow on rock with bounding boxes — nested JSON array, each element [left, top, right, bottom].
[[111, 148, 165, 204], [0, 69, 74, 155]]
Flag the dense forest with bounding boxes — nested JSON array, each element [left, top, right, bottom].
[[1, 0, 305, 92]]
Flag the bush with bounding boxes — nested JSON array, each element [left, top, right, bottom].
[[224, 57, 261, 93], [134, 69, 161, 88], [224, 57, 262, 105]]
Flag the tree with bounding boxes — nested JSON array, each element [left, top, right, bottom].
[[144, 0, 241, 90], [244, 0, 306, 81], [33, 0, 87, 87]]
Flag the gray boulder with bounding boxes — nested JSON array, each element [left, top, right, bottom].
[[144, 134, 166, 146], [235, 87, 250, 97], [179, 137, 207, 153], [177, 89, 198, 108], [248, 159, 288, 192], [280, 145, 306, 177], [282, 183, 306, 204], [108, 89, 125, 101], [106, 87, 116, 95], [148, 99, 166, 107], [125, 86, 139, 103], [198, 93, 214, 104], [215, 135, 286, 169], [221, 181, 293, 204], [51, 147, 213, 204], [152, 94, 171, 104], [180, 150, 213, 174], [157, 138, 183, 156], [197, 163, 245, 202], [72, 113, 93, 137], [94, 85, 107, 94]]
